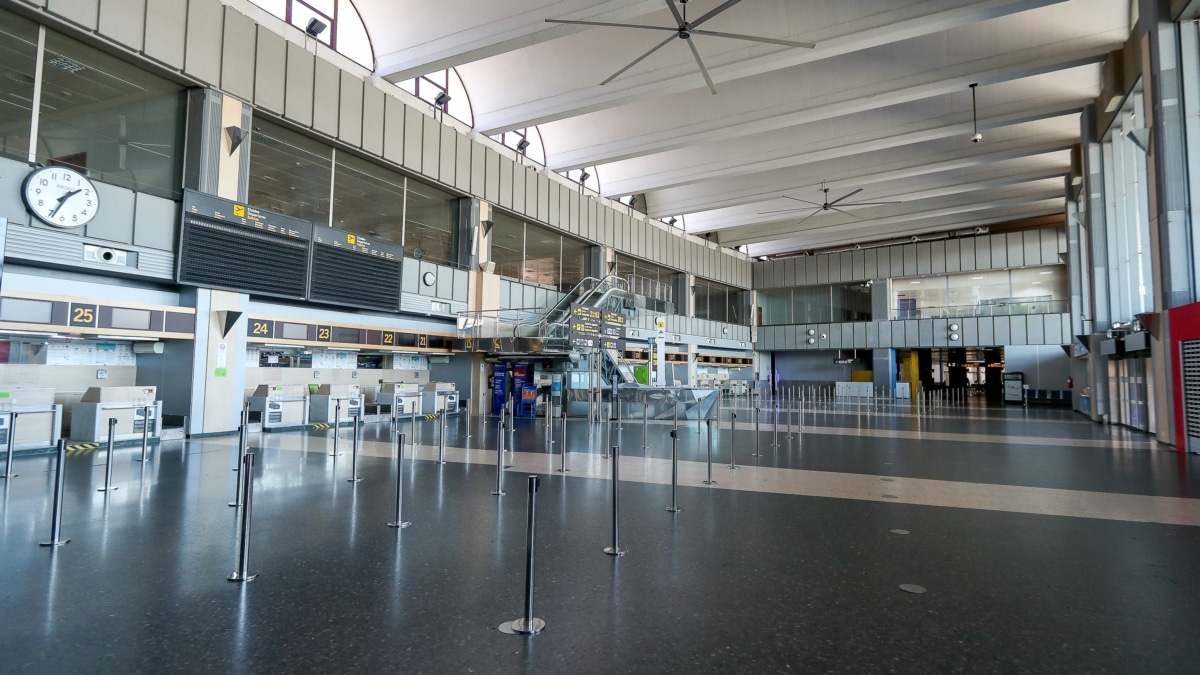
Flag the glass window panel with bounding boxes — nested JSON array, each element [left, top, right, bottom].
[[1010, 265, 1068, 314], [559, 235, 589, 292], [893, 276, 947, 318], [404, 178, 459, 266], [792, 285, 831, 323], [522, 222, 561, 288], [331, 152, 406, 243], [758, 289, 791, 326], [490, 212, 524, 280], [0, 9, 37, 161], [946, 269, 1010, 315], [37, 30, 185, 199], [248, 117, 332, 223], [831, 282, 872, 322], [334, 0, 374, 70]]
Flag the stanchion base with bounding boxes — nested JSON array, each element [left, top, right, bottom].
[[499, 618, 545, 635], [38, 538, 70, 547], [556, 469, 569, 473], [347, 476, 362, 483], [702, 480, 717, 485], [135, 457, 151, 462], [228, 501, 241, 507], [1, 473, 17, 478], [665, 506, 683, 513], [603, 546, 627, 556], [227, 572, 258, 583], [387, 521, 411, 529], [751, 453, 763, 457], [491, 490, 507, 496], [728, 465, 739, 470], [97, 486, 119, 492]]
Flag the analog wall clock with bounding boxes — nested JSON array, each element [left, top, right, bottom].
[[22, 166, 99, 228]]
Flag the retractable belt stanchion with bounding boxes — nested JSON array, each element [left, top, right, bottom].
[[771, 400, 780, 449], [347, 414, 362, 483], [752, 407, 762, 457], [499, 475, 545, 635], [388, 432, 410, 529], [38, 439, 70, 547], [728, 412, 738, 470], [557, 412, 569, 473], [603, 445, 626, 556], [2, 412, 18, 478], [438, 409, 448, 464], [136, 405, 151, 463], [229, 415, 249, 506], [98, 418, 118, 492], [411, 407, 418, 455], [702, 419, 716, 485], [640, 401, 649, 454], [465, 398, 472, 439], [492, 420, 507, 496], [227, 452, 258, 582], [666, 430, 682, 513], [330, 400, 342, 456]]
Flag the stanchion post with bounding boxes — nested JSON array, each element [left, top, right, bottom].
[[772, 400, 780, 449], [641, 401, 648, 453], [2, 412, 18, 478], [666, 430, 682, 513], [752, 407, 762, 456], [465, 398, 472, 439], [728, 412, 738, 469], [388, 432, 410, 529], [38, 439, 70, 547], [603, 445, 626, 556], [492, 420, 507, 496], [703, 419, 716, 485], [98, 417, 118, 492], [330, 400, 342, 456], [411, 406, 417, 455], [227, 452, 258, 582], [136, 405, 151, 463], [438, 409, 448, 464], [229, 415, 249, 506], [499, 475, 545, 635], [347, 414, 362, 482]]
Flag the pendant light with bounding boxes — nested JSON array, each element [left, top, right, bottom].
[[970, 83, 982, 143]]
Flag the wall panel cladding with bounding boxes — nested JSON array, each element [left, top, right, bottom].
[[470, 142, 486, 198], [185, 0, 224, 85], [989, 234, 1007, 269], [98, 0, 145, 51], [497, 156, 513, 209], [439, 126, 456, 186], [546, 181, 560, 227], [361, 85, 385, 156], [285, 43, 315, 127], [421, 115, 441, 180], [220, 10, 257, 101], [253, 28, 287, 114], [536, 174, 550, 222], [382, 96, 404, 162], [1007, 232, 1025, 268], [930, 241, 945, 274], [959, 237, 976, 271], [510, 161, 525, 211], [455, 129, 473, 191], [312, 59, 341, 136], [338, 72, 364, 147], [945, 239, 961, 272], [1023, 230, 1042, 266], [402, 106, 423, 172], [47, 0, 98, 30], [143, 0, 187, 69], [524, 166, 538, 215]]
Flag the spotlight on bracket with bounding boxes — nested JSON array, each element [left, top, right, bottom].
[[305, 18, 328, 37], [516, 139, 531, 152], [434, 92, 452, 107]]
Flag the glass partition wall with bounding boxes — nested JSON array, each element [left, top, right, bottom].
[[892, 265, 1068, 319], [487, 211, 589, 292]]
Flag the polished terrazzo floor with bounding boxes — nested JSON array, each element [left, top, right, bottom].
[[3, 399, 1200, 673]]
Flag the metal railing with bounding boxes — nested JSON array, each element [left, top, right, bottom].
[[456, 274, 636, 343], [891, 299, 1069, 320]]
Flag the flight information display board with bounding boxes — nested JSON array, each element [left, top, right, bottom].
[[310, 227, 403, 312]]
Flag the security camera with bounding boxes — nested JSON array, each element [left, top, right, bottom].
[[971, 132, 983, 143]]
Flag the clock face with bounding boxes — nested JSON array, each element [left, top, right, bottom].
[[22, 166, 99, 228]]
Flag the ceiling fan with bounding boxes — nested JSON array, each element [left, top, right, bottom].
[[546, 0, 815, 94], [759, 182, 899, 226]]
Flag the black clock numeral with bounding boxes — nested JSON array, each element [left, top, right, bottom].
[[37, 199, 43, 206]]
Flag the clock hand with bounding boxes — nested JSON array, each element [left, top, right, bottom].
[[49, 189, 82, 218]]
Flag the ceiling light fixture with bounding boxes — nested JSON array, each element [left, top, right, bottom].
[[970, 83, 982, 143]]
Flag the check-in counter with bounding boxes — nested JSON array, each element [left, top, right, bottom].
[[70, 386, 160, 443], [377, 382, 423, 417], [248, 384, 310, 429], [421, 382, 459, 415], [309, 384, 364, 423], [0, 387, 63, 451]]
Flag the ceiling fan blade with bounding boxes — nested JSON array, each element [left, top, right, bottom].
[[794, 209, 823, 227], [690, 0, 744, 29], [829, 207, 864, 220], [691, 29, 815, 49], [663, 0, 685, 26], [782, 196, 825, 207], [685, 38, 717, 94], [827, 188, 863, 206], [758, 207, 818, 215], [601, 34, 678, 86], [545, 19, 678, 32], [839, 201, 900, 207]]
